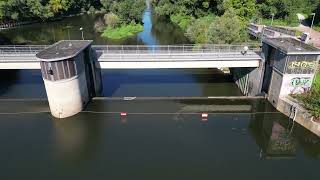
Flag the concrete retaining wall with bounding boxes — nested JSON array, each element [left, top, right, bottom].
[[276, 96, 320, 137]]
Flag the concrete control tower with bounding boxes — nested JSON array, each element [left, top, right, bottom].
[[36, 40, 102, 118]]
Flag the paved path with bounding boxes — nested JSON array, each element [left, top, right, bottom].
[[291, 25, 320, 48]]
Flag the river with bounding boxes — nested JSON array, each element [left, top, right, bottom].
[[0, 6, 319, 180]]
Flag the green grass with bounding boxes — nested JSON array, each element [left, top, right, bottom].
[[294, 72, 320, 119], [259, 18, 300, 27], [101, 23, 143, 39]]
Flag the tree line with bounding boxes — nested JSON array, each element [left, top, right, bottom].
[[1, 0, 320, 42], [0, 0, 144, 23], [152, 0, 320, 43]]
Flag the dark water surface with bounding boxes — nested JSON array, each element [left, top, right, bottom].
[[0, 99, 319, 180], [0, 69, 242, 98], [0, 6, 319, 180]]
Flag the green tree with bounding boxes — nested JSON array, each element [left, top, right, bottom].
[[185, 15, 215, 43], [207, 9, 247, 44], [223, 0, 257, 21], [109, 0, 145, 23], [104, 12, 120, 28]]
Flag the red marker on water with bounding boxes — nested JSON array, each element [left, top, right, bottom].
[[201, 113, 208, 118], [120, 112, 127, 116], [201, 113, 208, 122]]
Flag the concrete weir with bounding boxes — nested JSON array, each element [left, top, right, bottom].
[[36, 40, 102, 118], [30, 37, 320, 135]]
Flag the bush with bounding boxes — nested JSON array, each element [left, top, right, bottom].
[[170, 14, 194, 30], [94, 18, 105, 32], [185, 15, 215, 44], [207, 9, 247, 44], [101, 22, 143, 39], [104, 12, 120, 28], [87, 6, 96, 14], [295, 72, 320, 118]]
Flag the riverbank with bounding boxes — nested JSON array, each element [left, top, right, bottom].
[[101, 23, 143, 39]]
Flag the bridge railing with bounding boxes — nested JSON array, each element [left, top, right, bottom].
[[93, 44, 260, 54], [0, 45, 48, 55], [0, 44, 260, 57]]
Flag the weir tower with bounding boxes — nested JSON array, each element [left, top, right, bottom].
[[36, 40, 102, 118]]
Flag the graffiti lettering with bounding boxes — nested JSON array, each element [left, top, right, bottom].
[[288, 61, 316, 70], [289, 77, 312, 94]]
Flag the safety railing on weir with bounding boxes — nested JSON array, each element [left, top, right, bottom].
[[93, 44, 261, 54], [0, 44, 261, 58]]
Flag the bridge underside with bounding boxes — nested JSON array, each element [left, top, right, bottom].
[[98, 60, 260, 69], [0, 60, 260, 69]]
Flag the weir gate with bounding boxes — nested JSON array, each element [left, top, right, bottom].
[[0, 38, 319, 118]]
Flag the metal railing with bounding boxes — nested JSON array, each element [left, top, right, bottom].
[[0, 45, 48, 54], [0, 44, 261, 62], [266, 26, 296, 36], [93, 44, 260, 55]]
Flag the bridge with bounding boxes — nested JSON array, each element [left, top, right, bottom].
[[0, 44, 261, 69]]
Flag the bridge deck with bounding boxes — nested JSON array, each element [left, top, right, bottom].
[[0, 45, 261, 69]]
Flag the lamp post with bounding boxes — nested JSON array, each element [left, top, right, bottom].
[[309, 13, 316, 37], [271, 13, 275, 26], [79, 27, 84, 40]]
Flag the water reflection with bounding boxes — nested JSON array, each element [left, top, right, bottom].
[[53, 114, 104, 165], [138, 5, 157, 45], [0, 11, 189, 45], [249, 114, 320, 159]]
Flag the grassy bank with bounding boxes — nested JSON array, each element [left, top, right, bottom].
[[101, 23, 143, 39], [295, 72, 320, 119]]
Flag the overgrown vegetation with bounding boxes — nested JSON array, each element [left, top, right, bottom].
[[101, 22, 143, 39], [295, 72, 320, 119], [99, 0, 146, 39], [0, 0, 102, 22], [152, 0, 320, 43], [0, 0, 146, 39], [258, 18, 300, 27]]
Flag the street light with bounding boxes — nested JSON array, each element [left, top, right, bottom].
[[79, 27, 84, 40], [309, 13, 316, 38], [271, 13, 275, 26]]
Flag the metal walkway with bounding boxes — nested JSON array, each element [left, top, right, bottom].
[[0, 44, 261, 69]]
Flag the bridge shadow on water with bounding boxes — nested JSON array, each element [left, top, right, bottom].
[[0, 70, 46, 98], [0, 70, 19, 96], [101, 68, 242, 97]]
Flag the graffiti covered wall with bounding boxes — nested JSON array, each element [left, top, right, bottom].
[[280, 74, 314, 95]]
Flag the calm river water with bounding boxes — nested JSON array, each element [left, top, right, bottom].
[[0, 7, 319, 180]]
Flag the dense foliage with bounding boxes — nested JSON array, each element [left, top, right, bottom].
[[0, 0, 102, 22], [99, 0, 145, 39], [100, 0, 145, 23], [101, 22, 143, 39], [295, 73, 320, 119], [153, 0, 320, 43], [0, 0, 145, 23], [2, 0, 320, 41]]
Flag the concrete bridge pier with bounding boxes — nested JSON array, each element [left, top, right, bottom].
[[36, 40, 102, 118]]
